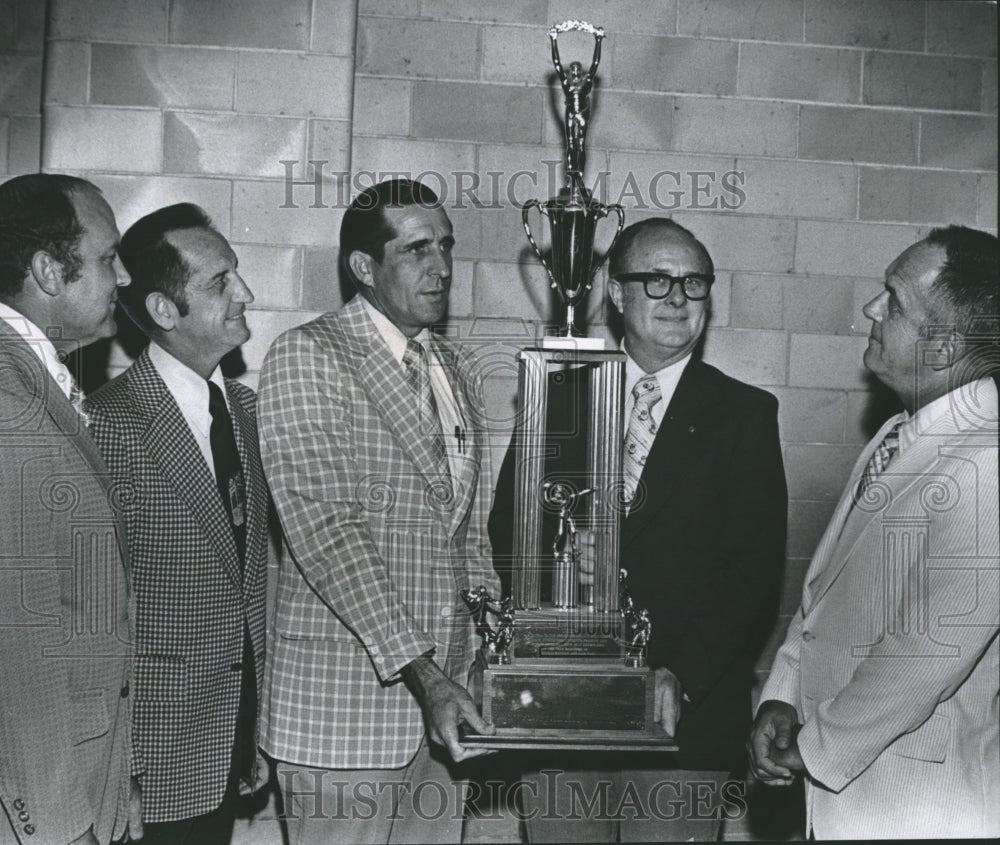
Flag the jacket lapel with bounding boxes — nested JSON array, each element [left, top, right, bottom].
[[127, 352, 243, 592]]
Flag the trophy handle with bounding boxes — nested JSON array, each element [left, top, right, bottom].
[[549, 20, 605, 37], [592, 203, 626, 277], [521, 199, 558, 290]]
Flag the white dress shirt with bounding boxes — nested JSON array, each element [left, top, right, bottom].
[[622, 347, 692, 429]]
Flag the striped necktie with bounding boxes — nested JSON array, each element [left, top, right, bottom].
[[402, 339, 451, 487], [623, 375, 662, 512], [854, 420, 903, 504]]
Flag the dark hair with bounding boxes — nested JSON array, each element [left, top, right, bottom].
[[924, 226, 999, 344], [118, 203, 216, 334], [338, 179, 442, 290], [608, 217, 714, 278], [0, 173, 100, 301]]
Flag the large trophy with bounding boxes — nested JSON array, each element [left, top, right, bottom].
[[463, 22, 675, 751]]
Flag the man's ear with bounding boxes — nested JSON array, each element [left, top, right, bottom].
[[146, 291, 178, 332], [349, 250, 375, 290], [926, 330, 965, 372], [29, 250, 65, 297], [608, 277, 625, 315]]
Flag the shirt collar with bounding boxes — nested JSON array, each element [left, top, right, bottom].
[[622, 344, 692, 400], [360, 295, 431, 364], [0, 302, 75, 399], [148, 341, 225, 436]]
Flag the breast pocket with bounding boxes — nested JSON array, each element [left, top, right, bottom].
[[71, 688, 110, 745]]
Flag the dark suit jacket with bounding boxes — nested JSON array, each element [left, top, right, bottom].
[[489, 358, 787, 772], [87, 349, 269, 822], [0, 323, 134, 844]]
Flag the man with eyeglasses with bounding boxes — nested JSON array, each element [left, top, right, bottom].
[[491, 217, 787, 841]]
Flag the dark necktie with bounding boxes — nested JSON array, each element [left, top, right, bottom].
[[208, 381, 246, 566]]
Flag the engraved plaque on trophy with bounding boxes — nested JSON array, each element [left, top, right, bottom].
[[463, 22, 675, 752]]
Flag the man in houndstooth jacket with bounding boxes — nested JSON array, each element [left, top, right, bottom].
[[87, 204, 269, 843], [258, 178, 499, 844]]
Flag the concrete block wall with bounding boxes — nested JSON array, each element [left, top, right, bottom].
[[1, 0, 995, 736]]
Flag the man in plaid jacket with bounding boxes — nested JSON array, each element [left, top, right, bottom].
[[258, 178, 499, 844], [88, 204, 269, 842]]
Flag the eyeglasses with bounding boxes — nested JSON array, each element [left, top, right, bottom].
[[613, 272, 715, 301]]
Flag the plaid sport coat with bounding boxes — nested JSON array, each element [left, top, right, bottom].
[[87, 349, 269, 822], [0, 323, 134, 845], [258, 296, 498, 769]]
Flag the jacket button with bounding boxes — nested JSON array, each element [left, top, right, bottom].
[[802, 630, 814, 642], [13, 799, 24, 811], [120, 683, 129, 698], [230, 662, 242, 672], [24, 824, 35, 835], [18, 812, 29, 822]]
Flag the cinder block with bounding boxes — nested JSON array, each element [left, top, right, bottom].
[[430, 0, 548, 25], [983, 61, 997, 113], [799, 105, 918, 165], [845, 385, 904, 445], [679, 0, 802, 41], [926, 1, 997, 58], [708, 272, 731, 328], [920, 114, 998, 170], [474, 260, 552, 323], [352, 77, 410, 136], [89, 173, 233, 235], [410, 82, 543, 144], [311, 0, 359, 54], [356, 18, 480, 79], [788, 333, 870, 390], [794, 219, 927, 278], [586, 92, 674, 154], [5, 0, 45, 52], [236, 52, 353, 118], [673, 211, 797, 274], [309, 120, 352, 174], [606, 150, 740, 214], [301, 245, 346, 312], [230, 243, 302, 309], [979, 173, 998, 229], [349, 136, 477, 200], [804, 0, 923, 50], [549, 0, 676, 34], [242, 309, 323, 373], [233, 179, 343, 247], [91, 45, 236, 110], [736, 158, 857, 220], [701, 328, 788, 387], [7, 115, 40, 173], [785, 443, 863, 500], [863, 52, 982, 111], [611, 35, 738, 95], [786, 500, 838, 558], [770, 387, 845, 443], [738, 43, 860, 104], [445, 259, 475, 319], [49, 0, 167, 43], [164, 112, 306, 178], [672, 98, 797, 157], [0, 54, 42, 113], [731, 274, 785, 330], [852, 278, 884, 336], [475, 143, 569, 210], [0, 117, 9, 174], [360, 0, 421, 16], [170, 0, 309, 49], [481, 23, 555, 85], [859, 167, 979, 225], [42, 41, 89, 106], [43, 106, 161, 173], [782, 276, 856, 335], [475, 203, 544, 263]]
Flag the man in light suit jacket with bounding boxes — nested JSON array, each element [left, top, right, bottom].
[[0, 174, 138, 844], [87, 203, 269, 843], [489, 217, 788, 841], [749, 225, 999, 839], [258, 178, 499, 844]]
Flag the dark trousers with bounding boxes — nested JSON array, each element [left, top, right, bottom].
[[140, 627, 257, 845]]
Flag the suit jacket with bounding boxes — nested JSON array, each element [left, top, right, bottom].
[[761, 378, 999, 839], [257, 295, 499, 769], [0, 323, 134, 845], [490, 358, 787, 772], [87, 349, 269, 822]]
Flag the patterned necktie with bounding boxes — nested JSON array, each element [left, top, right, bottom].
[[402, 339, 451, 486], [854, 420, 903, 503], [68, 379, 90, 427], [208, 381, 246, 566], [623, 375, 662, 511]]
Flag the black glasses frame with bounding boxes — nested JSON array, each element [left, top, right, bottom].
[[613, 272, 715, 301]]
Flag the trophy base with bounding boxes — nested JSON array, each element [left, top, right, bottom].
[[467, 651, 677, 752], [540, 335, 606, 351]]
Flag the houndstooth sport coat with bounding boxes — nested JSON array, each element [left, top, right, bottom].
[[0, 322, 134, 845], [258, 295, 499, 769], [87, 348, 269, 823]]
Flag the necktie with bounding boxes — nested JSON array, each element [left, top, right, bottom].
[[208, 381, 246, 566], [623, 375, 662, 511], [68, 379, 90, 427], [854, 420, 903, 504], [402, 339, 451, 486]]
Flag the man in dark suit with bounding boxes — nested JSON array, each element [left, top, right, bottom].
[[0, 173, 139, 844], [490, 217, 788, 841], [87, 203, 269, 843]]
